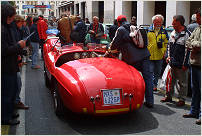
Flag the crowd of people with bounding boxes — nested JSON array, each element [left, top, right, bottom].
[[109, 10, 201, 125], [1, 3, 48, 125], [1, 2, 201, 126]]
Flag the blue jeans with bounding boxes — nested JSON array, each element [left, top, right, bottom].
[[15, 72, 22, 103], [1, 73, 18, 121], [31, 42, 39, 67], [39, 40, 44, 59], [190, 66, 201, 119], [149, 60, 163, 88], [132, 57, 154, 104]]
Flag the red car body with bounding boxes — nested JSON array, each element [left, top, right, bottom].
[[43, 30, 145, 116]]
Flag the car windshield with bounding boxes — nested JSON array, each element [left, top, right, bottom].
[[61, 43, 106, 51], [55, 43, 107, 67]]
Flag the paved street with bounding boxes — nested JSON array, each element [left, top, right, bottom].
[[2, 51, 201, 135]]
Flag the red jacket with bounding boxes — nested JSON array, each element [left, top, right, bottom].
[[37, 17, 48, 40]]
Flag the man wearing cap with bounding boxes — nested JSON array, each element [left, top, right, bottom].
[[109, 15, 154, 108]]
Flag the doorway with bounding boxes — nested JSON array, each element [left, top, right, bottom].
[[155, 1, 166, 26], [98, 1, 104, 23]]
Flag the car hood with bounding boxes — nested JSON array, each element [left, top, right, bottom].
[[58, 58, 143, 97]]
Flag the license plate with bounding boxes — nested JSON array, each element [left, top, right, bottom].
[[102, 89, 121, 105]]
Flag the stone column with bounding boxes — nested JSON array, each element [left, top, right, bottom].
[[74, 3, 77, 16], [79, 2, 82, 16], [114, 0, 122, 19], [44, 1, 49, 18], [166, 1, 177, 27], [176, 1, 190, 26], [70, 4, 73, 15], [122, 1, 132, 22], [137, 1, 154, 26], [137, 1, 144, 26], [144, 1, 154, 26], [92, 1, 99, 19], [86, 1, 93, 22], [104, 0, 114, 24]]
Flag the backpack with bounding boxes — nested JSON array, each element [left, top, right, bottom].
[[123, 25, 148, 49]]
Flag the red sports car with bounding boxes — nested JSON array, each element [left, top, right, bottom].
[[43, 29, 145, 116]]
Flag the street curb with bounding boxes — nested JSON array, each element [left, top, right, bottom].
[[1, 125, 9, 135], [1, 65, 26, 135], [15, 64, 26, 135]]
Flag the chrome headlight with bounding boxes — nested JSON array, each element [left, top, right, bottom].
[[74, 53, 80, 59]]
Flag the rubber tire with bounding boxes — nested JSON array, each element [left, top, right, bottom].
[[44, 63, 50, 88], [53, 82, 65, 117]]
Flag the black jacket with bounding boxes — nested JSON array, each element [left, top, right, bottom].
[[109, 24, 118, 41], [111, 22, 150, 65], [30, 23, 40, 43], [88, 22, 104, 39], [169, 28, 191, 68], [10, 22, 23, 43], [1, 23, 23, 75]]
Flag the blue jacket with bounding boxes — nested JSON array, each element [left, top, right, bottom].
[[187, 22, 199, 33], [111, 22, 150, 65], [73, 20, 87, 43]]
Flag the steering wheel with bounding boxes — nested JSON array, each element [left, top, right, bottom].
[[91, 46, 108, 57]]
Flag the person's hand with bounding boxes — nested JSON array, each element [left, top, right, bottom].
[[182, 66, 188, 71], [110, 49, 118, 53], [18, 40, 26, 48], [17, 55, 21, 61], [89, 30, 95, 34], [101, 45, 107, 49], [18, 62, 23, 67], [105, 51, 110, 55], [166, 57, 170, 64]]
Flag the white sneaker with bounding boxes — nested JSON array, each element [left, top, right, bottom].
[[27, 58, 32, 62]]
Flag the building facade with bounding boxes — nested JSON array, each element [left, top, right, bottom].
[[15, 0, 201, 27], [57, 0, 201, 27], [15, 0, 56, 19]]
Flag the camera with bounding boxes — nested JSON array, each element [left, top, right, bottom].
[[157, 41, 163, 48]]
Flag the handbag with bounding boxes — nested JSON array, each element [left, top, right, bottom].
[[158, 64, 171, 91]]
